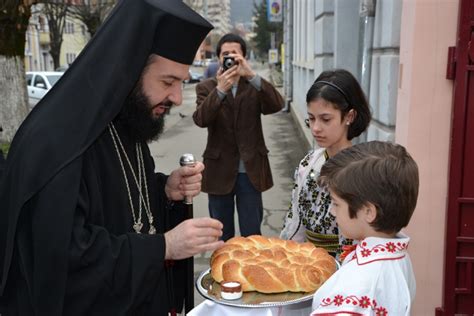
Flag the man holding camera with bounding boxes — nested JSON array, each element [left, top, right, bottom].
[[193, 33, 284, 241]]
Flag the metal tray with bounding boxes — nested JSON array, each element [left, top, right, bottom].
[[196, 268, 316, 308]]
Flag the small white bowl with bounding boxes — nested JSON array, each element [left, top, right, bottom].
[[220, 281, 243, 300]]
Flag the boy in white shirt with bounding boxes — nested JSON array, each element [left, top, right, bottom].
[[311, 141, 418, 316]]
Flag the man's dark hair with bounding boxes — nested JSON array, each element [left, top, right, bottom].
[[319, 141, 419, 234], [306, 69, 372, 140], [216, 33, 247, 57]]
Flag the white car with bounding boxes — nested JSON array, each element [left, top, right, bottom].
[[184, 70, 203, 84], [26, 71, 63, 107]]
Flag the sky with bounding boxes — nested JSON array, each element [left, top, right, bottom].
[[230, 0, 263, 25]]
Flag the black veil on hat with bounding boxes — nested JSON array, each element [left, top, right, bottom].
[[0, 0, 212, 295]]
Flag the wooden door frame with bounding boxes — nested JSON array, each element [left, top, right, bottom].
[[436, 0, 474, 314]]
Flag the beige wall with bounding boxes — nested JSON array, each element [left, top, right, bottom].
[[60, 18, 89, 68], [396, 0, 459, 314]]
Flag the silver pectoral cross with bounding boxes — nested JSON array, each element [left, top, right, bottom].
[[133, 222, 143, 233]]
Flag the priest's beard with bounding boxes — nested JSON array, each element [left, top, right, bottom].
[[117, 82, 171, 143]]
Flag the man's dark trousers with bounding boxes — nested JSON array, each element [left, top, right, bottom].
[[208, 173, 263, 241]]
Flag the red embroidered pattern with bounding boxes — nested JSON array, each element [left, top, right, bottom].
[[321, 295, 388, 315], [340, 245, 357, 261], [358, 240, 408, 258]]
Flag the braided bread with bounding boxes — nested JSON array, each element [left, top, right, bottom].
[[210, 235, 336, 293]]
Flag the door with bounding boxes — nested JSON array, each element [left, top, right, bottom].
[[33, 74, 48, 99], [436, 0, 474, 314], [29, 74, 48, 106]]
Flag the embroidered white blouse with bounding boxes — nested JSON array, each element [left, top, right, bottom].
[[280, 149, 351, 256], [311, 233, 416, 316], [280, 148, 338, 242]]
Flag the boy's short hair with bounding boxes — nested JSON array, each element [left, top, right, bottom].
[[319, 141, 419, 234]]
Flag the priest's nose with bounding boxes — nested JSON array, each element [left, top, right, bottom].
[[169, 83, 183, 106]]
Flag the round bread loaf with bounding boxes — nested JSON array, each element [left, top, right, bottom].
[[210, 235, 336, 293]]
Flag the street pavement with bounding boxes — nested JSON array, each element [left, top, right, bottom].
[[147, 65, 307, 307]]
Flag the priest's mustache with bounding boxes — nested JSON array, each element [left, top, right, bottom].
[[153, 99, 173, 114]]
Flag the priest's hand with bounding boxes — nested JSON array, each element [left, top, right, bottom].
[[164, 217, 224, 260], [165, 161, 204, 201]]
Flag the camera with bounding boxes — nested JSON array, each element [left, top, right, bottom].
[[222, 56, 236, 71]]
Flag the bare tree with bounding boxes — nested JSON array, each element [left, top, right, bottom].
[[38, 0, 69, 70], [68, 0, 115, 37], [0, 0, 34, 142]]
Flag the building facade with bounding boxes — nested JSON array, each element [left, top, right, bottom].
[[184, 0, 232, 58], [25, 13, 54, 71], [25, 5, 89, 72], [207, 0, 232, 36], [60, 18, 90, 69], [285, 0, 400, 147]]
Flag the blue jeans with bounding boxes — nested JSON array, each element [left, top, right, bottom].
[[208, 173, 263, 241]]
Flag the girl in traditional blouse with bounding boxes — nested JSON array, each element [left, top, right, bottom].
[[280, 69, 371, 257]]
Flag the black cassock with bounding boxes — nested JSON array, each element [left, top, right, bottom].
[[0, 150, 4, 180], [0, 0, 212, 314], [2, 123, 187, 315]]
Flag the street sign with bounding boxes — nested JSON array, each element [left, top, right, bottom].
[[268, 49, 278, 64], [281, 44, 285, 70], [267, 0, 282, 23]]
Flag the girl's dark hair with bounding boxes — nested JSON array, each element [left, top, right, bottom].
[[216, 33, 247, 58], [306, 69, 372, 140]]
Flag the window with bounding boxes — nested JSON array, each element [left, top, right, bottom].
[[34, 75, 47, 89], [46, 75, 62, 87], [26, 74, 33, 86], [66, 53, 76, 64], [38, 16, 46, 32], [65, 22, 75, 34]]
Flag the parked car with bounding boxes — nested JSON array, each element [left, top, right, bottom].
[[55, 65, 69, 72], [192, 60, 203, 67], [26, 71, 63, 107], [202, 58, 213, 67], [184, 70, 203, 84]]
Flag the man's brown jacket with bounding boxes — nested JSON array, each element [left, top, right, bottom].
[[193, 76, 284, 195]]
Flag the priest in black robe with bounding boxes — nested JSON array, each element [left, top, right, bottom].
[[0, 0, 224, 315], [0, 126, 4, 180]]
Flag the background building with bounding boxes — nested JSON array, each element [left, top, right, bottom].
[[185, 0, 232, 59], [207, 0, 231, 36], [60, 17, 90, 69], [25, 5, 89, 72], [25, 13, 54, 71], [285, 0, 400, 147]]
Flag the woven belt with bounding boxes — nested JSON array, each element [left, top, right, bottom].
[[305, 230, 340, 254]]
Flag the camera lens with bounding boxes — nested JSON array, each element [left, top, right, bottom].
[[224, 57, 235, 70]]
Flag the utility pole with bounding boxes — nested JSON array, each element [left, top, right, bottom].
[[357, 0, 376, 143], [283, 0, 293, 112]]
